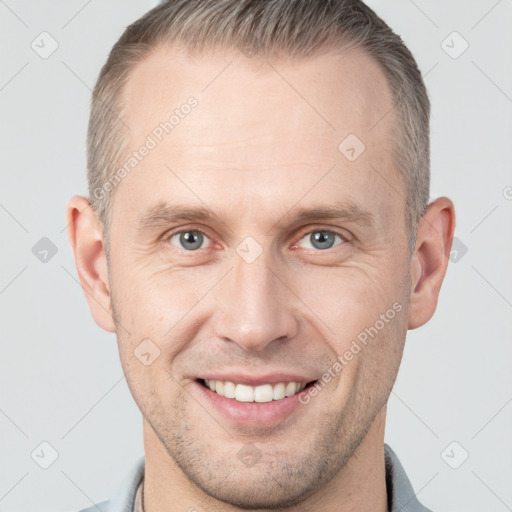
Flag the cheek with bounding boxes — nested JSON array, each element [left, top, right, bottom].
[[112, 258, 193, 329], [296, 262, 409, 386], [112, 264, 214, 375], [298, 263, 403, 334], [120, 355, 177, 420]]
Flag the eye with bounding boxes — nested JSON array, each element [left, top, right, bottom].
[[167, 229, 211, 251], [296, 229, 346, 251]]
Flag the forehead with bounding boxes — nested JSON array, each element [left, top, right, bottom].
[[114, 43, 401, 232], [122, 43, 395, 145]]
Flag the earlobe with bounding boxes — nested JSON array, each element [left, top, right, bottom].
[[407, 197, 456, 330], [66, 195, 116, 333]]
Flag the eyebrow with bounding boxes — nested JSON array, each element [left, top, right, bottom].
[[274, 203, 374, 230], [136, 200, 374, 235]]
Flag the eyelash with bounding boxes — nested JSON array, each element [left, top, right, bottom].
[[162, 226, 349, 253]]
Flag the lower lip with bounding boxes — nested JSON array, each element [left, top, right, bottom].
[[194, 380, 315, 427]]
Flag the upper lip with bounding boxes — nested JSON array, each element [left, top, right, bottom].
[[197, 373, 318, 386]]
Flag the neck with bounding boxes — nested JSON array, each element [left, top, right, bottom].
[[142, 407, 388, 512]]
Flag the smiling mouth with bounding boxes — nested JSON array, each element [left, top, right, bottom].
[[198, 378, 317, 403]]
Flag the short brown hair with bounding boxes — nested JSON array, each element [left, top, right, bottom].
[[87, 0, 430, 256]]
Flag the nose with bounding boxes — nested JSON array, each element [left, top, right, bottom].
[[212, 247, 299, 352]]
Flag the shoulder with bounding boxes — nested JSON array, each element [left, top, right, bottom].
[[72, 456, 145, 512], [384, 443, 434, 512]]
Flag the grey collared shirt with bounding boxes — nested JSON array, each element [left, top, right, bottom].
[[77, 444, 432, 512]]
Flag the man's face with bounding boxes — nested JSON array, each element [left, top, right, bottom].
[[107, 45, 413, 508]]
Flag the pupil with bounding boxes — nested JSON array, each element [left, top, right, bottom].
[[312, 231, 334, 249], [181, 231, 202, 250]]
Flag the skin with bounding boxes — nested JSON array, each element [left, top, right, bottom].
[[67, 44, 455, 512]]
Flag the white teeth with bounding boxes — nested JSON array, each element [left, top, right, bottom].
[[203, 379, 309, 402], [235, 383, 254, 402], [223, 381, 236, 399], [254, 384, 273, 403], [273, 382, 285, 400], [285, 382, 297, 397]]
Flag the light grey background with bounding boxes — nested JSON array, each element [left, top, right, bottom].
[[1, 1, 511, 511]]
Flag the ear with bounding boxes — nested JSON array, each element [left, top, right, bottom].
[[66, 195, 116, 333], [408, 197, 456, 330]]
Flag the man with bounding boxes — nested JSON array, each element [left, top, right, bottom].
[[66, 0, 455, 511]]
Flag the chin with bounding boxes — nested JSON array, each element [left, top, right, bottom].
[[190, 472, 323, 510]]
